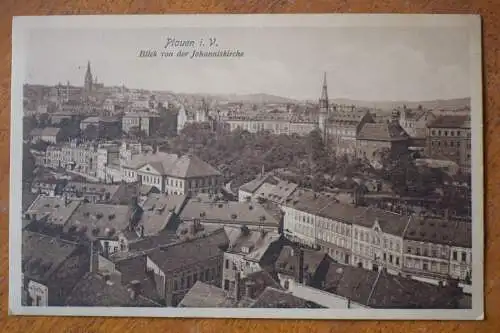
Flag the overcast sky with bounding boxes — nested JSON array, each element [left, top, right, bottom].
[[24, 26, 471, 101]]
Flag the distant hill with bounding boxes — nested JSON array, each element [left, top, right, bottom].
[[207, 93, 298, 105], [330, 97, 471, 111]]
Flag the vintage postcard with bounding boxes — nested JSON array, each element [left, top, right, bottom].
[[9, 14, 483, 320]]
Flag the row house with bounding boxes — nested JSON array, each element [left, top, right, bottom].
[[426, 115, 472, 174], [43, 141, 99, 176], [402, 217, 472, 283], [145, 228, 229, 306], [282, 190, 472, 284], [121, 151, 223, 196]]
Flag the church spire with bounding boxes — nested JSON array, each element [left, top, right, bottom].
[[319, 72, 329, 113], [84, 61, 93, 95]]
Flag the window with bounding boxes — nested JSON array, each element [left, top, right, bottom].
[[416, 248, 421, 255], [389, 255, 393, 263], [232, 262, 236, 270], [194, 273, 198, 282], [396, 257, 400, 265], [205, 269, 210, 281], [453, 251, 458, 261], [432, 249, 437, 257], [457, 141, 461, 147], [224, 279, 230, 290], [407, 246, 412, 254], [383, 253, 386, 261], [180, 277, 185, 289], [187, 276, 192, 288], [450, 141, 454, 147], [423, 263, 428, 271], [461, 252, 467, 262], [451, 131, 455, 136], [284, 280, 290, 290], [457, 131, 461, 136], [174, 280, 178, 290], [444, 131, 448, 136], [423, 248, 428, 256], [225, 259, 229, 269], [432, 130, 436, 136]]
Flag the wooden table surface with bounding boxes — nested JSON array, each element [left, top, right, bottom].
[[0, 1, 497, 332]]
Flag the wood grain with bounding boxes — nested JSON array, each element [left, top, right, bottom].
[[0, 0, 497, 332]]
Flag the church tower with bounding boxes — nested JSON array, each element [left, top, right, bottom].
[[318, 72, 329, 141], [84, 61, 93, 96]]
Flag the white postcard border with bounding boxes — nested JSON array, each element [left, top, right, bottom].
[[9, 14, 484, 320]]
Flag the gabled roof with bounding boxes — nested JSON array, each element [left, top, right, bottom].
[[26, 195, 81, 226], [30, 127, 61, 137], [138, 194, 188, 236], [65, 203, 134, 239], [428, 115, 471, 129], [250, 287, 325, 308], [64, 272, 160, 307], [123, 152, 221, 178], [275, 246, 327, 278], [178, 281, 234, 308], [147, 228, 229, 274], [357, 122, 409, 141], [324, 262, 466, 308], [403, 217, 471, 248], [22, 231, 82, 283]]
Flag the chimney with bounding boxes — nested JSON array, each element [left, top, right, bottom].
[[89, 240, 99, 273], [245, 281, 255, 299], [234, 272, 241, 301], [298, 249, 305, 284]]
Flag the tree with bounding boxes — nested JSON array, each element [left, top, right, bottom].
[[22, 144, 36, 183], [83, 124, 99, 141]]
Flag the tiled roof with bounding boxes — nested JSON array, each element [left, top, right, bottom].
[[178, 281, 234, 308], [354, 207, 412, 237], [357, 122, 409, 141], [138, 194, 188, 236], [123, 152, 221, 178], [404, 218, 471, 248], [22, 231, 82, 283], [428, 115, 471, 129], [147, 228, 229, 274], [250, 287, 325, 308], [26, 195, 81, 225], [64, 272, 160, 307], [224, 228, 281, 262], [275, 246, 327, 278], [127, 230, 180, 252], [180, 199, 279, 227], [324, 262, 465, 308], [30, 127, 61, 137], [63, 181, 121, 198], [65, 203, 135, 239]]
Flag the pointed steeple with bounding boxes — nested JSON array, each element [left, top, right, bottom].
[[84, 61, 93, 94], [319, 72, 329, 113]]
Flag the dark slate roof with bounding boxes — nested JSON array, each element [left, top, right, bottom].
[[30, 127, 61, 137], [22, 231, 82, 283], [178, 281, 234, 308], [241, 270, 281, 298], [147, 228, 229, 274], [64, 273, 160, 307], [239, 174, 280, 194], [284, 190, 360, 224], [354, 207, 413, 237], [324, 262, 465, 308], [428, 115, 470, 129], [404, 218, 472, 248], [65, 203, 134, 239], [250, 287, 325, 308], [139, 194, 187, 236], [127, 230, 180, 252], [123, 152, 221, 178], [275, 245, 327, 278], [357, 122, 409, 141], [22, 191, 38, 213]]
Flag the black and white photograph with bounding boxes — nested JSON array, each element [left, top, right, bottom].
[[9, 14, 484, 320]]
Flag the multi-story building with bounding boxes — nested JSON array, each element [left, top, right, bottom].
[[121, 151, 223, 195], [355, 118, 410, 164], [426, 115, 472, 174], [122, 111, 160, 137], [398, 107, 437, 139], [402, 216, 472, 283], [29, 127, 62, 144], [22, 231, 90, 306], [222, 228, 282, 293], [145, 228, 229, 306], [43, 141, 99, 176]]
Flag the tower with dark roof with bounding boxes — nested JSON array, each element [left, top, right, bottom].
[[318, 72, 329, 141], [84, 61, 93, 97]]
